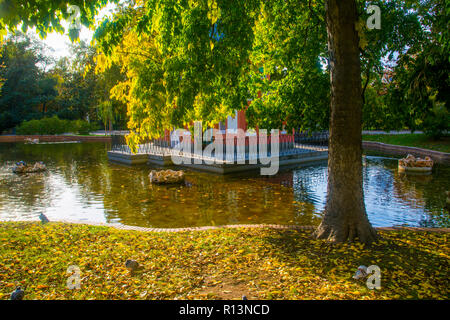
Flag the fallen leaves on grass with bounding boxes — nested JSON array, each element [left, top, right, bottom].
[[0, 222, 448, 300]]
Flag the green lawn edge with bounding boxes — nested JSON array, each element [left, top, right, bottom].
[[362, 134, 450, 153]]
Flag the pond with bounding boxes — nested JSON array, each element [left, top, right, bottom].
[[0, 142, 448, 228]]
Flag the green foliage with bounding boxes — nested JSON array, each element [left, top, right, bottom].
[[359, 0, 428, 131], [361, 0, 450, 136], [0, 32, 127, 133], [0, 110, 13, 133], [1, 0, 448, 140], [245, 0, 329, 132], [423, 102, 450, 139], [96, 100, 115, 131], [0, 32, 58, 132], [73, 119, 99, 135], [15, 116, 97, 135], [93, 0, 261, 150], [91, 0, 448, 143], [0, 0, 114, 41], [16, 117, 65, 135]]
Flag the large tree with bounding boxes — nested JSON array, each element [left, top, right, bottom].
[[314, 0, 377, 243], [95, 0, 379, 243], [0, 0, 411, 243]]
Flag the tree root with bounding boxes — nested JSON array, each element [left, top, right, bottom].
[[314, 221, 379, 245]]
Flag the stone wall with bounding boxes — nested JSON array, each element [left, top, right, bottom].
[[363, 141, 450, 164]]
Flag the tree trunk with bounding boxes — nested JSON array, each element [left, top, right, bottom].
[[315, 0, 378, 244]]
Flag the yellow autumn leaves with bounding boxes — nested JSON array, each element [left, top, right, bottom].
[[0, 222, 448, 300]]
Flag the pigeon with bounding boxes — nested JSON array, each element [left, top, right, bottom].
[[10, 286, 25, 300], [242, 295, 248, 300], [352, 265, 368, 280], [125, 259, 139, 272], [39, 213, 50, 224]]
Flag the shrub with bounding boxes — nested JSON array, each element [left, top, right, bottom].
[[15, 116, 98, 135], [16, 119, 44, 135], [423, 102, 450, 139], [72, 120, 98, 135], [0, 112, 15, 134]]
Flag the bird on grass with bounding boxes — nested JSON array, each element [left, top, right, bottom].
[[39, 213, 50, 224], [10, 287, 24, 300], [352, 265, 368, 280], [125, 259, 139, 273]]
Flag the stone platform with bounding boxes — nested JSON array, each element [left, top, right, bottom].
[[107, 147, 328, 174], [107, 151, 149, 165]]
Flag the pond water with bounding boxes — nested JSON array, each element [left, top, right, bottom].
[[0, 142, 448, 228]]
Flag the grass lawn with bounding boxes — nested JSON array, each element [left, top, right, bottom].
[[362, 134, 450, 153], [0, 222, 448, 300]]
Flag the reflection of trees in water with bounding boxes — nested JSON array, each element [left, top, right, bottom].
[[363, 156, 449, 227], [417, 208, 450, 228], [259, 170, 294, 187], [0, 143, 109, 218], [392, 171, 428, 208], [0, 143, 50, 213], [292, 168, 326, 225], [3, 143, 447, 228], [0, 143, 321, 227], [393, 168, 449, 228], [364, 157, 398, 207], [291, 166, 325, 206], [28, 144, 310, 227], [93, 168, 311, 228], [0, 170, 48, 215], [365, 156, 448, 210]]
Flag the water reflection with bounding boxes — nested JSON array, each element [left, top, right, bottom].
[[0, 143, 448, 228]]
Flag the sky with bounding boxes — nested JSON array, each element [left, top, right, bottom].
[[40, 24, 94, 59], [31, 3, 116, 59]]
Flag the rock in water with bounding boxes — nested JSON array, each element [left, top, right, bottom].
[[12, 161, 27, 174], [39, 213, 50, 224], [12, 161, 47, 174], [149, 169, 185, 185], [32, 162, 47, 172], [398, 154, 433, 168], [125, 259, 139, 272], [10, 287, 24, 300], [25, 138, 39, 144]]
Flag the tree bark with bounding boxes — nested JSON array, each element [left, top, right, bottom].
[[315, 0, 378, 244]]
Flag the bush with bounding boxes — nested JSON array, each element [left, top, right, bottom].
[[15, 116, 98, 135], [423, 102, 450, 139], [0, 112, 15, 134], [72, 120, 98, 135], [16, 119, 45, 135]]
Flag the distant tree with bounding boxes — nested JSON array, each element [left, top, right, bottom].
[[387, 0, 449, 138], [0, 32, 58, 133], [49, 40, 126, 128]]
